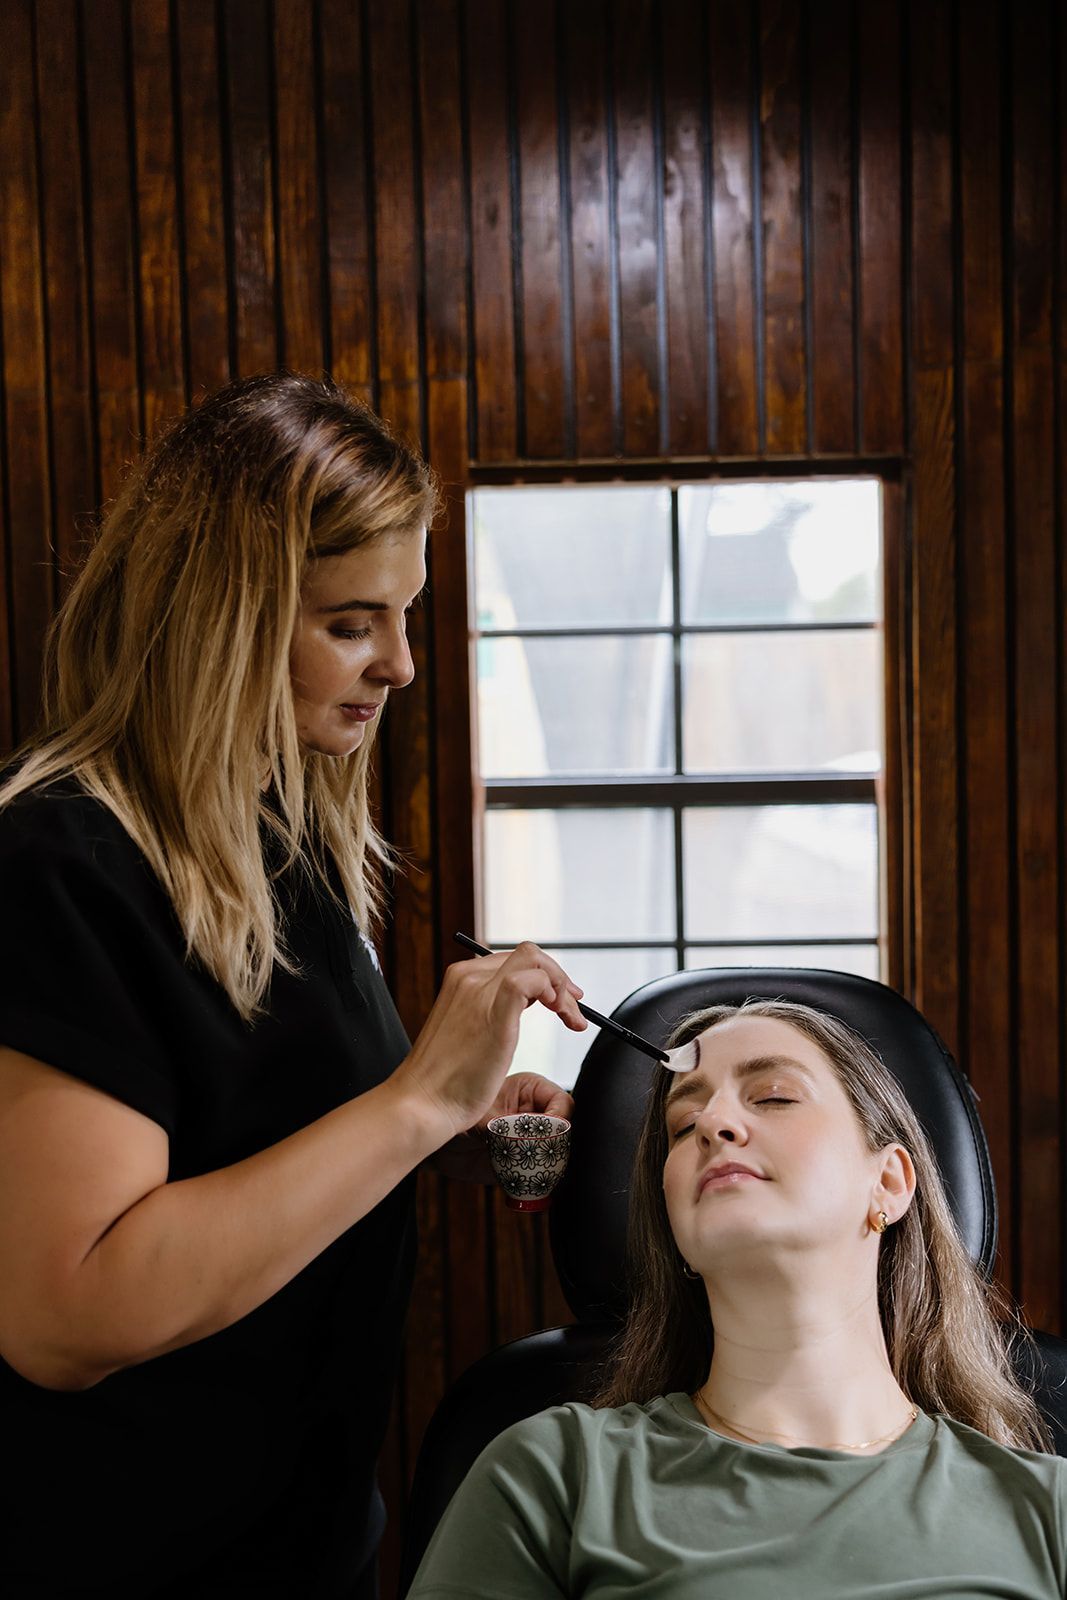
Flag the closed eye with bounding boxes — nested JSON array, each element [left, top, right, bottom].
[[332, 626, 372, 641], [755, 1096, 795, 1106], [670, 1122, 696, 1140]]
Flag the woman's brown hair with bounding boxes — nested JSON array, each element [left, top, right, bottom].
[[591, 997, 1051, 1451], [0, 371, 440, 1022]]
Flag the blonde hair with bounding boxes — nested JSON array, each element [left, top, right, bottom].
[[0, 371, 440, 1022], [593, 998, 1051, 1451]]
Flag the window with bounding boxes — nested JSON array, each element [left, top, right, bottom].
[[470, 479, 885, 1089]]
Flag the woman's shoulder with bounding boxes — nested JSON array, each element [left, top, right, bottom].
[[931, 1413, 1066, 1491], [475, 1393, 690, 1477], [0, 774, 142, 864]]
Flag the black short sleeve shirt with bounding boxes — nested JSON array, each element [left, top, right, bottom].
[[0, 782, 417, 1596]]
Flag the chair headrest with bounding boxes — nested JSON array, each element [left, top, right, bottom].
[[549, 968, 996, 1323]]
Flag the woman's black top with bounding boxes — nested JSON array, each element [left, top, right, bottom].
[[0, 781, 417, 1597]]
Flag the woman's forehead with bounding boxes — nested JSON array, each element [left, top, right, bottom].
[[694, 1014, 831, 1076]]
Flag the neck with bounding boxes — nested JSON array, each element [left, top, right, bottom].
[[696, 1254, 913, 1452]]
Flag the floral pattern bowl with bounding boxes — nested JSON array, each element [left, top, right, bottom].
[[485, 1113, 572, 1212]]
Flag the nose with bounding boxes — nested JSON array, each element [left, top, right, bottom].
[[693, 1092, 748, 1147], [370, 618, 415, 689]]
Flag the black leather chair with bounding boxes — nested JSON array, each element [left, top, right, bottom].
[[398, 968, 1067, 1594]]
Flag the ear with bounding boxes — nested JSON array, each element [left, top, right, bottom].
[[874, 1143, 917, 1223]]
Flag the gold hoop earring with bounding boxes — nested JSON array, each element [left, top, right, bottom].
[[872, 1210, 889, 1234]]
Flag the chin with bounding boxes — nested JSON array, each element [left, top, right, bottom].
[[298, 728, 366, 759]]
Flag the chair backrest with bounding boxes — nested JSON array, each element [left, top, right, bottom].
[[550, 967, 997, 1320], [399, 968, 1066, 1595]]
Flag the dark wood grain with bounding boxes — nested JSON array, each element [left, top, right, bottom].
[[466, 0, 518, 460], [174, 0, 231, 396], [612, 0, 661, 456], [710, 0, 759, 454], [35, 0, 95, 592], [957, 0, 1013, 1288], [513, 0, 567, 458], [0, 0, 51, 741], [222, 0, 277, 375], [318, 0, 374, 403], [807, 0, 854, 453], [130, 0, 186, 438], [857, 0, 904, 453], [564, 0, 614, 458], [908, 0, 958, 1052], [273, 0, 324, 373], [759, 0, 806, 454], [661, 0, 710, 456], [82, 0, 142, 506], [1010, 0, 1059, 1332]]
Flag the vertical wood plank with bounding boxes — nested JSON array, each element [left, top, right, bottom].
[[223, 0, 277, 375], [612, 0, 661, 456], [807, 0, 855, 454], [82, 0, 142, 505], [130, 0, 186, 437], [857, 0, 904, 453], [760, 0, 806, 454], [274, 0, 324, 372], [909, 0, 959, 1051], [513, 0, 567, 458], [710, 0, 759, 456], [0, 0, 51, 741], [174, 0, 231, 396], [564, 0, 614, 459], [957, 0, 1013, 1289], [319, 0, 374, 402], [35, 0, 95, 593], [491, 1186, 539, 1347], [466, 0, 517, 461], [1010, 0, 1059, 1331], [661, 0, 710, 457]]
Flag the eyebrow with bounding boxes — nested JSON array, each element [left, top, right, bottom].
[[315, 587, 426, 615], [665, 1054, 815, 1111]]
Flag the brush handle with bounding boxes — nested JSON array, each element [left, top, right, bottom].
[[452, 933, 671, 1064]]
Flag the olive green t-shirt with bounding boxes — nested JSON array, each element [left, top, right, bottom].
[[407, 1395, 1066, 1598]]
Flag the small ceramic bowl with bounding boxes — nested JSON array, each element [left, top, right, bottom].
[[485, 1113, 572, 1213]]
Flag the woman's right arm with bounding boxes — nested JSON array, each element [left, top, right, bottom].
[[0, 943, 584, 1392]]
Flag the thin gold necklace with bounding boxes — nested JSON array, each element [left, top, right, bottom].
[[693, 1388, 918, 1452]]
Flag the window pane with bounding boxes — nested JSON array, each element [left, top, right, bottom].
[[478, 635, 673, 777], [684, 944, 881, 981], [484, 809, 675, 942], [473, 486, 672, 629], [507, 947, 677, 1090], [679, 479, 881, 625], [682, 630, 882, 774], [683, 805, 878, 939]]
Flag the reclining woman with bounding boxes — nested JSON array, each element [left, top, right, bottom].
[[408, 998, 1064, 1599]]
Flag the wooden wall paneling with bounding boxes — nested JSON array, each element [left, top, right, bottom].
[[612, 0, 661, 456], [856, 0, 903, 454], [759, 0, 806, 454], [513, 0, 568, 458], [222, 0, 278, 376], [880, 478, 910, 996], [130, 0, 186, 440], [907, 0, 959, 1051], [490, 1183, 540, 1347], [82, 0, 142, 507], [956, 0, 1013, 1285], [416, 0, 487, 1386], [660, 0, 711, 457], [709, 0, 759, 455], [318, 0, 374, 404], [465, 0, 518, 461], [174, 0, 231, 396], [274, 0, 324, 373], [0, 0, 51, 743], [564, 0, 614, 459], [35, 0, 95, 595], [807, 0, 855, 454], [1009, 0, 1060, 1331]]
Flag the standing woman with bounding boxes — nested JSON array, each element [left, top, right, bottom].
[[0, 372, 582, 1598]]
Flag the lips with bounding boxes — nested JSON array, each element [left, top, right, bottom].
[[339, 702, 383, 722], [697, 1162, 766, 1197]]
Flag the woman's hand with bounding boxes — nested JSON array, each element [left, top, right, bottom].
[[425, 1073, 575, 1183], [391, 943, 586, 1144]]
